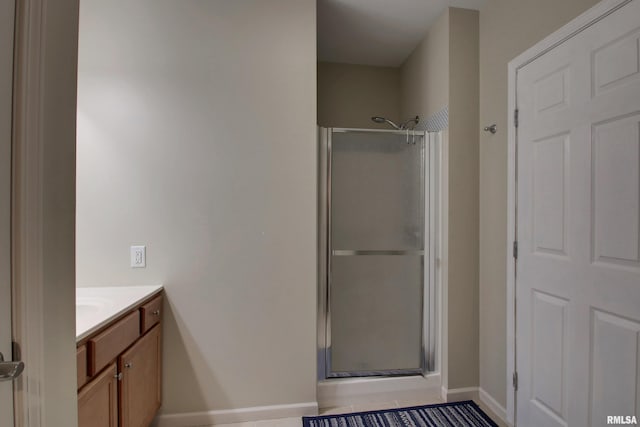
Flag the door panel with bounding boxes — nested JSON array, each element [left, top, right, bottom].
[[330, 255, 423, 373], [592, 114, 640, 267], [327, 130, 426, 377], [516, 2, 640, 426], [119, 326, 162, 427], [0, 0, 15, 424], [331, 131, 424, 251], [78, 364, 118, 427], [530, 291, 568, 422], [590, 310, 640, 425]]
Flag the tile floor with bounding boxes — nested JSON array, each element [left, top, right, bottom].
[[214, 397, 508, 427]]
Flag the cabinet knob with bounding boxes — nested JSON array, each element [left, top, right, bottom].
[[125, 363, 133, 369], [152, 310, 161, 316]]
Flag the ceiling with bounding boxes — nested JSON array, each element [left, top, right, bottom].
[[318, 0, 485, 67]]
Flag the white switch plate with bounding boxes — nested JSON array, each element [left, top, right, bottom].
[[130, 245, 146, 268]]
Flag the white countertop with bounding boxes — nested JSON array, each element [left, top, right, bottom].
[[76, 285, 163, 342]]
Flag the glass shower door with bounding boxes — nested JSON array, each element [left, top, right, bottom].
[[327, 129, 425, 377]]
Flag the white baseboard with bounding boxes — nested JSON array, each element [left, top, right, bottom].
[[478, 388, 509, 426], [318, 374, 441, 408], [152, 401, 318, 427], [442, 386, 479, 402]]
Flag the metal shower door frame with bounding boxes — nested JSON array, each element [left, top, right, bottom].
[[317, 127, 439, 380]]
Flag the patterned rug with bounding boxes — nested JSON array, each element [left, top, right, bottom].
[[303, 401, 498, 427]]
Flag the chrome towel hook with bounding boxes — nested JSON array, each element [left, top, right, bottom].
[[483, 124, 497, 134]]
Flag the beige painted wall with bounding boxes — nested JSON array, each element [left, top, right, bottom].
[[39, 0, 80, 424], [400, 9, 449, 121], [478, 0, 600, 407], [0, 7, 13, 419], [447, 8, 480, 390], [76, 0, 317, 414], [400, 8, 480, 391], [3, 2, 78, 425], [317, 62, 400, 129], [399, 10, 451, 387]]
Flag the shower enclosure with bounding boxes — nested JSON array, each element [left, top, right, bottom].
[[318, 127, 440, 379]]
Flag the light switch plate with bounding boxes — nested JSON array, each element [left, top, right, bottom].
[[130, 245, 146, 268]]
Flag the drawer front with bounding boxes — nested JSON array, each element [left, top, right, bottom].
[[140, 295, 163, 333], [77, 345, 88, 389], [89, 311, 140, 376]]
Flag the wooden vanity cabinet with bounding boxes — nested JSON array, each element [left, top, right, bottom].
[[77, 345, 88, 389], [78, 363, 118, 427], [119, 325, 162, 427], [89, 310, 140, 376], [141, 296, 162, 333], [77, 293, 163, 427]]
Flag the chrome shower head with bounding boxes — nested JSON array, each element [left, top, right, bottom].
[[371, 116, 401, 130], [371, 116, 419, 130]]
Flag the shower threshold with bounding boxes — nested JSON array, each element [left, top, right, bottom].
[[317, 373, 442, 408], [327, 368, 424, 379]]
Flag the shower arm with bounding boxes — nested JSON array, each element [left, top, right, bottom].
[[400, 116, 420, 130], [371, 115, 420, 130]]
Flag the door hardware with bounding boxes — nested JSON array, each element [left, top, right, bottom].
[[0, 351, 25, 381]]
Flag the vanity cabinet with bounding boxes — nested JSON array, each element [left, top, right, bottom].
[[77, 293, 163, 427], [89, 310, 140, 376], [119, 325, 162, 427], [77, 345, 88, 389], [78, 363, 118, 427]]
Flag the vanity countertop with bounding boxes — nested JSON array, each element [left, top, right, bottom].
[[76, 285, 163, 342]]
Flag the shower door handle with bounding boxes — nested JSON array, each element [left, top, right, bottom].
[[332, 250, 424, 256], [0, 352, 25, 382]]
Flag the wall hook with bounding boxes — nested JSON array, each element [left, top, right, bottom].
[[483, 124, 497, 134]]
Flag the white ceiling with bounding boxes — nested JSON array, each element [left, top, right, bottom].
[[318, 0, 485, 67]]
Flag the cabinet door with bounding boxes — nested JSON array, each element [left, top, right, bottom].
[[119, 325, 162, 427], [77, 345, 88, 389], [78, 363, 118, 427]]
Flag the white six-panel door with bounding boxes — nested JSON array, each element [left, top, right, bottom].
[[0, 0, 15, 424], [516, 1, 640, 426]]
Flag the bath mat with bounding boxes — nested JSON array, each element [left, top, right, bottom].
[[303, 401, 498, 427]]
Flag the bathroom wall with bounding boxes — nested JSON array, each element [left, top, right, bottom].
[[478, 0, 601, 409], [76, 0, 317, 415], [399, 9, 449, 122], [317, 62, 400, 129], [0, 4, 12, 421], [400, 7, 480, 392], [446, 7, 480, 392], [32, 0, 80, 425]]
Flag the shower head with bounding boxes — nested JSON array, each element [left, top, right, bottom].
[[371, 116, 401, 130], [371, 116, 420, 130]]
